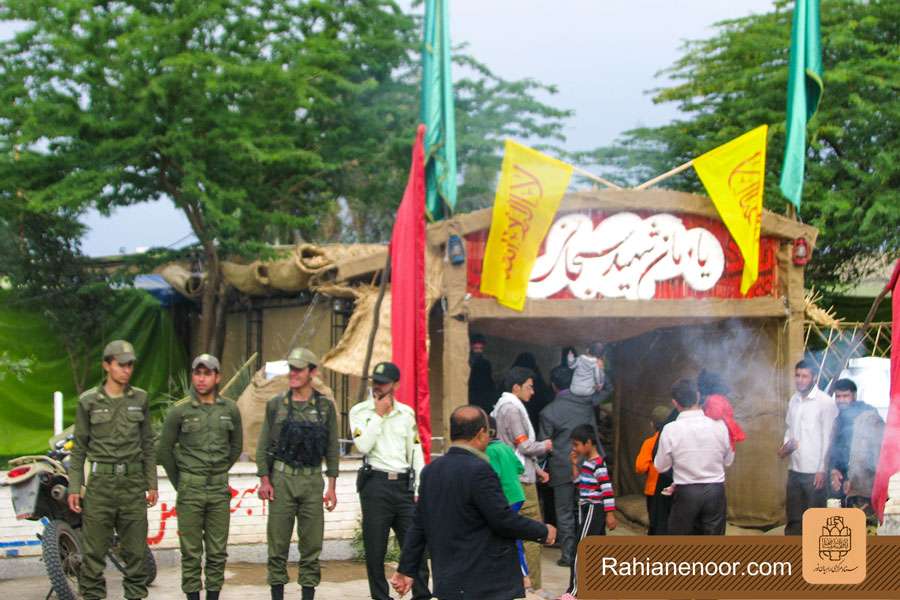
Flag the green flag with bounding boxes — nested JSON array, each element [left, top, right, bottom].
[[779, 0, 824, 210], [421, 0, 457, 220]]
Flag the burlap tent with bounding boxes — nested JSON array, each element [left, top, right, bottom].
[[171, 187, 819, 528], [157, 263, 204, 299], [159, 244, 387, 300], [319, 188, 818, 528], [319, 249, 444, 376]]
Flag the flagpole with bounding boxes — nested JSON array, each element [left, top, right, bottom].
[[634, 160, 694, 190], [571, 166, 622, 190]]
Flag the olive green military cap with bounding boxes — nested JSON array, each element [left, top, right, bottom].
[[103, 340, 136, 363], [286, 347, 318, 369], [191, 353, 221, 372]]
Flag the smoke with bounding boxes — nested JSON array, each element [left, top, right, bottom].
[[803, 328, 870, 392], [613, 317, 787, 525]]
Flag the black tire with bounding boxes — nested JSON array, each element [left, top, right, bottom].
[[144, 545, 157, 585], [42, 519, 81, 600]]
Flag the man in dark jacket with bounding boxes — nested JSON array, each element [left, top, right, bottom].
[[827, 378, 884, 524], [538, 366, 605, 566], [468, 333, 496, 414], [391, 406, 555, 600]]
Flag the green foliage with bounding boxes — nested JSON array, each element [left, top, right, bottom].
[[0, 208, 113, 393], [0, 0, 572, 352], [0, 351, 33, 382], [583, 0, 900, 288], [351, 521, 401, 563], [0, 1, 571, 243], [0, 0, 415, 251]]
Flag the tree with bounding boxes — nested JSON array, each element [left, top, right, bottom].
[[1, 1, 573, 355], [584, 0, 899, 288], [329, 50, 573, 239], [1, 0, 418, 356], [0, 208, 112, 393]]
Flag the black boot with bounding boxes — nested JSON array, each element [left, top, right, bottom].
[[206, 591, 220, 600], [270, 584, 284, 600], [186, 593, 200, 600], [301, 586, 315, 600]]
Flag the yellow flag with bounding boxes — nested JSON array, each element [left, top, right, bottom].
[[480, 141, 574, 311], [693, 125, 768, 295]]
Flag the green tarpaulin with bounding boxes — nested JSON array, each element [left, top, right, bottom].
[[0, 289, 187, 461]]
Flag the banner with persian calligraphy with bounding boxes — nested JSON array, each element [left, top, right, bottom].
[[528, 213, 726, 301], [480, 140, 574, 311], [692, 125, 768, 295]]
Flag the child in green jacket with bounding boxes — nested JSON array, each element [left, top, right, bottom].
[[486, 416, 530, 588]]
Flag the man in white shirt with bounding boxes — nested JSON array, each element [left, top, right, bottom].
[[349, 362, 430, 600], [778, 360, 838, 535], [654, 378, 734, 535]]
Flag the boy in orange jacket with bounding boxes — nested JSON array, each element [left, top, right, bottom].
[[635, 406, 672, 534]]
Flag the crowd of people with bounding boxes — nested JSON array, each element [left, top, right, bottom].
[[65, 337, 885, 600], [462, 337, 886, 598]]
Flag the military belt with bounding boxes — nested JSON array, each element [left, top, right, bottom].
[[273, 460, 319, 476], [371, 469, 409, 481], [179, 471, 229, 485], [89, 461, 143, 475]]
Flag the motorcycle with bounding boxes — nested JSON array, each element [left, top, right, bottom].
[[3, 429, 157, 600]]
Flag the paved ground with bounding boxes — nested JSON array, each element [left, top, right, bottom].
[[0, 514, 645, 599], [0, 553, 568, 599]]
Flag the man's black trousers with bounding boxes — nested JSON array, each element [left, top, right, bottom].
[[360, 473, 431, 600], [785, 470, 826, 535], [667, 483, 726, 535]]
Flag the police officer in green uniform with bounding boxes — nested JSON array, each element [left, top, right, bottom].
[[68, 340, 158, 600], [157, 354, 243, 600], [257, 347, 339, 600], [349, 362, 431, 600]]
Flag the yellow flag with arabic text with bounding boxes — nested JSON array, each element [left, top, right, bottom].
[[693, 125, 768, 295], [480, 141, 574, 311]]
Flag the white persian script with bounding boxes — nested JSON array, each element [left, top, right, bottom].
[[527, 213, 725, 300]]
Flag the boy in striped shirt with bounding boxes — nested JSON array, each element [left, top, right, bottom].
[[561, 424, 617, 599]]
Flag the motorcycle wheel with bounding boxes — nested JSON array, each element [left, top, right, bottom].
[[42, 519, 80, 600]]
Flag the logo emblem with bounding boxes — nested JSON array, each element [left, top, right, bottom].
[[802, 508, 866, 584], [819, 515, 852, 561]]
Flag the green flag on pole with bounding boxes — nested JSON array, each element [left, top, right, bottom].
[[421, 0, 457, 220], [779, 0, 824, 210]]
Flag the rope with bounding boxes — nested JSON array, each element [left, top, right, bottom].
[[286, 291, 323, 351]]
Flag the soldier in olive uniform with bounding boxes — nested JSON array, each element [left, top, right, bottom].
[[257, 348, 339, 600], [68, 340, 158, 600], [157, 354, 243, 600]]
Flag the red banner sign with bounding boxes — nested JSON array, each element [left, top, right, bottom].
[[466, 211, 779, 301]]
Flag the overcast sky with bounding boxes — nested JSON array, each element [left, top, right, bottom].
[[1, 0, 775, 256]]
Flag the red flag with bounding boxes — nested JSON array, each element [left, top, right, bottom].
[[390, 124, 431, 461], [872, 258, 900, 521]]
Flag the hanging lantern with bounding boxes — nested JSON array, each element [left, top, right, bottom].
[[447, 234, 466, 266], [792, 238, 811, 266]]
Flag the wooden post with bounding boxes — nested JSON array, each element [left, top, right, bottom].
[[571, 166, 622, 190], [357, 250, 392, 405], [441, 228, 470, 445], [634, 160, 694, 190]]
